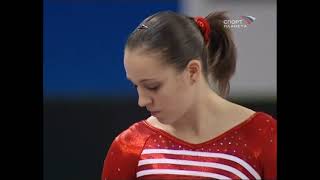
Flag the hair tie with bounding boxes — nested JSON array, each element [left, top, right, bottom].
[[194, 16, 211, 44]]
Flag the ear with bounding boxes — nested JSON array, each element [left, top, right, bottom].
[[186, 60, 202, 84]]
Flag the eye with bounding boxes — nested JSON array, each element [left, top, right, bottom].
[[146, 85, 160, 91]]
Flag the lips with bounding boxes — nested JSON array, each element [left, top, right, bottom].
[[150, 111, 160, 116]]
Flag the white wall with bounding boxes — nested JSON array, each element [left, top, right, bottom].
[[179, 0, 276, 99]]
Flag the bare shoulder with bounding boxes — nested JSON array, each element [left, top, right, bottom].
[[228, 102, 256, 123]]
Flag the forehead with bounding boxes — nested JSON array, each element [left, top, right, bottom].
[[124, 49, 171, 81]]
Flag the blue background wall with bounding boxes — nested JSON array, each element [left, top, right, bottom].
[[44, 0, 178, 97]]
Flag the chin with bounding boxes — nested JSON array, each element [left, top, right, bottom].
[[156, 115, 177, 125]]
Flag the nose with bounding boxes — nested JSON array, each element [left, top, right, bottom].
[[137, 90, 152, 108]]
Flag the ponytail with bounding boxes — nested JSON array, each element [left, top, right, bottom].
[[205, 11, 237, 97]]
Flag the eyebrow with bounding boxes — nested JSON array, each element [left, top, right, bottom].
[[127, 77, 157, 83]]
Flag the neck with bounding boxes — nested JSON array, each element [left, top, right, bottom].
[[169, 85, 230, 137]]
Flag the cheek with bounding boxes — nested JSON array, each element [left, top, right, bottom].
[[159, 79, 193, 112], [153, 81, 193, 123]]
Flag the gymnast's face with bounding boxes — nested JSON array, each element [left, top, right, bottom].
[[124, 48, 197, 124]]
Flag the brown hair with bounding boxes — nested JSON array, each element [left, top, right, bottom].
[[125, 11, 236, 97]]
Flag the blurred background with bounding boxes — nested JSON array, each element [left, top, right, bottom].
[[44, 0, 276, 179]]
